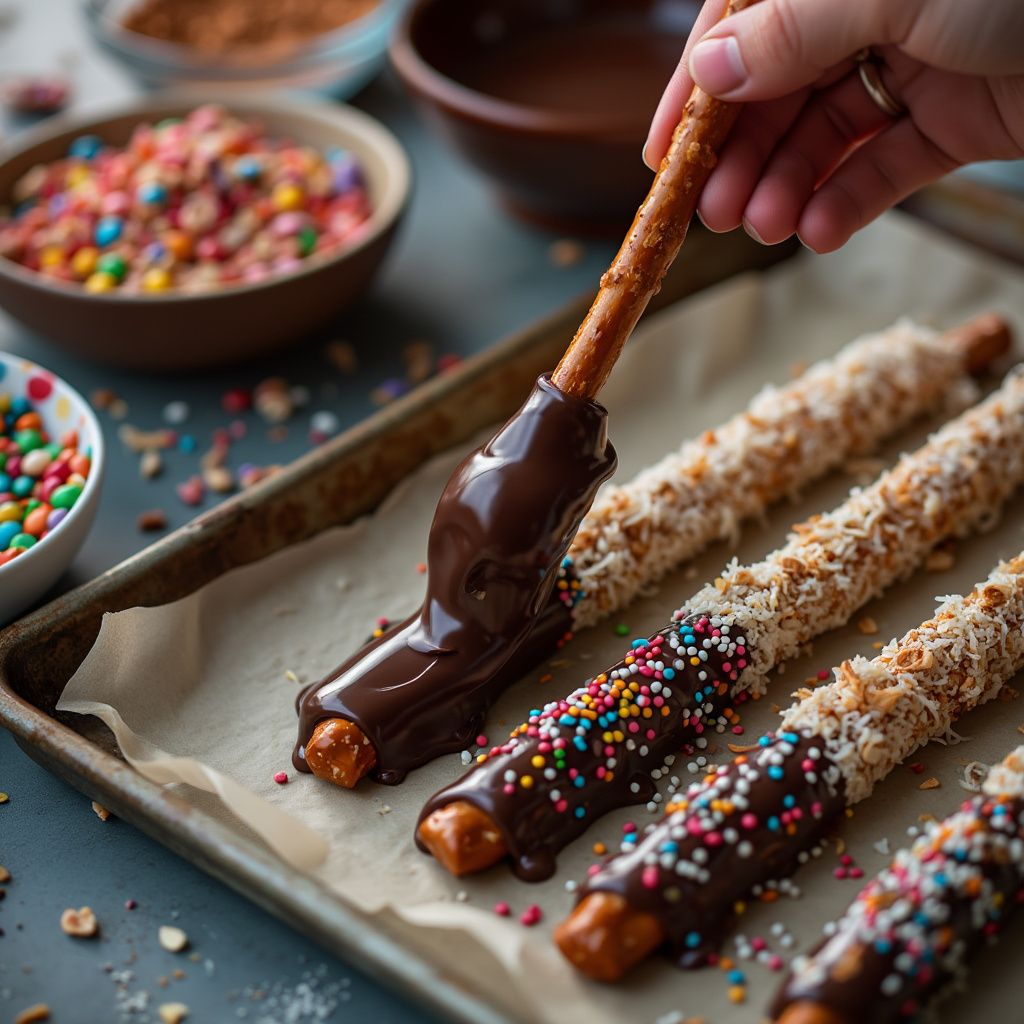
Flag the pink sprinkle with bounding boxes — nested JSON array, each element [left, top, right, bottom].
[[475, 734, 487, 747], [840, 854, 853, 866], [494, 901, 510, 917], [751, 937, 767, 952], [503, 784, 515, 795], [520, 904, 542, 926], [376, 616, 389, 626], [125, 899, 137, 910], [622, 822, 637, 834], [732, 725, 744, 735], [741, 813, 758, 830], [833, 867, 848, 879], [705, 831, 723, 846], [641, 866, 659, 889], [816, 669, 830, 681], [273, 771, 288, 785], [587, 864, 601, 876], [176, 476, 204, 507], [850, 867, 864, 879], [767, 954, 784, 971]]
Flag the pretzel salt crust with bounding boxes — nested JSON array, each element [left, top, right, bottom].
[[782, 554, 1024, 802], [568, 318, 992, 630]]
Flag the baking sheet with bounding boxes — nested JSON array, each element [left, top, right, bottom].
[[58, 214, 1024, 1023]]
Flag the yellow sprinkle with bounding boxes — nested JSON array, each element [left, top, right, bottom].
[[728, 985, 746, 1004], [71, 246, 98, 277], [519, 775, 534, 789], [40, 245, 64, 269], [592, 842, 606, 855], [272, 182, 305, 211], [142, 267, 173, 292], [530, 755, 545, 769], [476, 754, 487, 764], [84, 272, 117, 293], [690, 657, 700, 666], [733, 901, 746, 915]]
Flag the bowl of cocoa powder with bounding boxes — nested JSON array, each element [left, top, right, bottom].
[[82, 0, 405, 97]]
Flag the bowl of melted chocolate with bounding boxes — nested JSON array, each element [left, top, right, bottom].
[[391, 0, 698, 233]]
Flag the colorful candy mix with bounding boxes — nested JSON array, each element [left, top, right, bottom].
[[0, 384, 91, 567], [0, 105, 373, 294]]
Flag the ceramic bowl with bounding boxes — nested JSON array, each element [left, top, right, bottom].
[[0, 352, 104, 624], [391, 0, 698, 233], [0, 95, 411, 371]]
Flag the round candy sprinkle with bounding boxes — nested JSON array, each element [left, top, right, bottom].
[[0, 105, 373, 296]]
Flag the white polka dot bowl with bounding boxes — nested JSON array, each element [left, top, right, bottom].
[[0, 353, 104, 624]]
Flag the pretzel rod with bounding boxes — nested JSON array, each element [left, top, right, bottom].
[[771, 746, 1024, 1024], [416, 367, 1024, 879], [568, 314, 1009, 629], [551, 0, 760, 400], [555, 553, 1024, 982], [302, 316, 1009, 790]]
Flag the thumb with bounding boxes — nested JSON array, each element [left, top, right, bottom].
[[689, 0, 910, 100]]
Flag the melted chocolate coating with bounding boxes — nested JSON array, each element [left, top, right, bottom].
[[294, 376, 616, 784], [417, 612, 747, 880], [578, 732, 845, 967], [770, 794, 1024, 1024]]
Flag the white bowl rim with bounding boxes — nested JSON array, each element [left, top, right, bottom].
[[0, 350, 105, 575], [0, 92, 412, 304]]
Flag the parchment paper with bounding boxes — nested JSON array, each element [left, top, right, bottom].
[[59, 214, 1024, 1024]]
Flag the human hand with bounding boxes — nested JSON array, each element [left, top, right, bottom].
[[645, 0, 1024, 252]]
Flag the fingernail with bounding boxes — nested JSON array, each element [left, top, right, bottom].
[[742, 218, 766, 245], [689, 37, 748, 96], [642, 141, 655, 172]]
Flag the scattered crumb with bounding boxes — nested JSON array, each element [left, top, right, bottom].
[[60, 906, 98, 938], [158, 1004, 189, 1024], [325, 340, 358, 374], [0, 791, 9, 803], [872, 641, 884, 650], [455, 890, 468, 903], [158, 925, 189, 953], [91, 800, 111, 821], [14, 1005, 50, 1024], [919, 777, 941, 790], [872, 838, 890, 856], [727, 742, 759, 753], [203, 465, 235, 494], [918, 813, 937, 824], [925, 549, 955, 572], [0, 864, 9, 882], [137, 509, 168, 532], [1018, 723, 1024, 735], [548, 239, 585, 267], [960, 762, 989, 793], [999, 686, 1020, 702], [284, 670, 303, 685], [140, 450, 163, 479], [857, 616, 878, 635], [834, 838, 845, 856], [376, 803, 392, 816]]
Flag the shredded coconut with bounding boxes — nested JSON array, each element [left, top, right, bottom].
[[570, 319, 977, 629], [782, 555, 1024, 801], [687, 367, 1024, 713]]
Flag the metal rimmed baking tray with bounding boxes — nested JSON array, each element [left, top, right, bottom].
[[0, 229, 792, 1024]]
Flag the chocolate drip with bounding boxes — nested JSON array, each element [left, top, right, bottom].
[[770, 794, 1024, 1024], [579, 731, 845, 967], [294, 376, 616, 784], [417, 612, 749, 880]]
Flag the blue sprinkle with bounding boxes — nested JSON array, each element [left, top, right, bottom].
[[137, 181, 167, 205], [767, 816, 781, 831], [631, 638, 648, 649], [69, 134, 103, 160], [559, 715, 575, 728], [768, 765, 785, 781], [662, 668, 675, 680], [178, 434, 197, 453], [660, 841, 678, 853], [561, 556, 573, 568], [685, 932, 701, 949], [94, 215, 123, 247], [781, 731, 800, 743], [574, 776, 585, 788], [574, 806, 585, 819], [758, 735, 773, 747], [783, 794, 796, 808], [728, 969, 745, 985], [573, 736, 587, 752], [875, 939, 892, 955]]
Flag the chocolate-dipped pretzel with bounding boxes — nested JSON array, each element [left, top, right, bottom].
[[417, 367, 1024, 878], [555, 553, 1024, 982], [771, 747, 1024, 1024]]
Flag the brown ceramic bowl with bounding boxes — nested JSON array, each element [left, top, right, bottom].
[[391, 0, 698, 233], [0, 95, 410, 372]]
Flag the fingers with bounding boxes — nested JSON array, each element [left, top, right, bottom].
[[689, 0, 914, 101], [644, 0, 737, 169], [740, 70, 895, 243], [797, 117, 960, 253], [696, 91, 810, 232]]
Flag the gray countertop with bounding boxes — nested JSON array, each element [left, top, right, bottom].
[[0, 2, 618, 1021]]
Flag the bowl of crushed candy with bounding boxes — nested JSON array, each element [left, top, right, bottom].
[[0, 353, 104, 625], [0, 95, 410, 371], [82, 0, 405, 98]]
